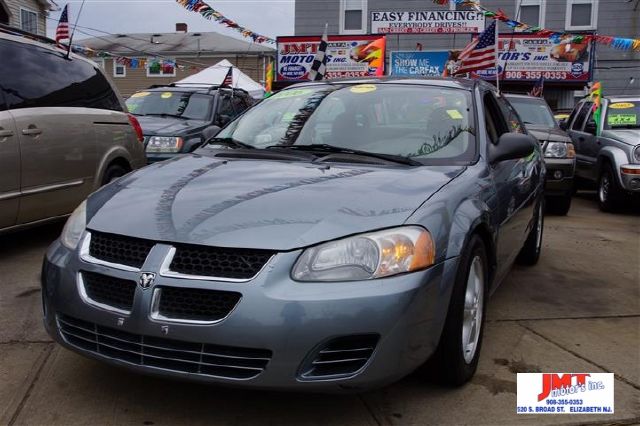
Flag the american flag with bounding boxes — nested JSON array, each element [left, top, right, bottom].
[[222, 66, 233, 86], [308, 24, 328, 81], [454, 21, 497, 75], [55, 5, 70, 44], [528, 76, 544, 97]]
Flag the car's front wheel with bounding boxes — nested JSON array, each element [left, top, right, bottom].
[[430, 234, 488, 386], [598, 163, 623, 212]]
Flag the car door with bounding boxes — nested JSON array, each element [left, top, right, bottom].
[[484, 91, 530, 281], [0, 38, 97, 224], [0, 92, 20, 229], [567, 101, 596, 180]]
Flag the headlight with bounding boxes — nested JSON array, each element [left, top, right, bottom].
[[61, 201, 87, 250], [292, 226, 435, 282], [633, 146, 640, 163], [146, 136, 184, 153], [545, 142, 575, 158]]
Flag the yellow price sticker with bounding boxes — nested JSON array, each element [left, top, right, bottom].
[[130, 91, 150, 98], [446, 109, 463, 119], [350, 84, 377, 94], [609, 102, 635, 109], [161, 92, 173, 99], [271, 89, 313, 99]]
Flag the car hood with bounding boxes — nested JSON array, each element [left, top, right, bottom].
[[87, 154, 465, 250], [136, 115, 207, 136], [525, 124, 571, 142], [601, 129, 640, 146]]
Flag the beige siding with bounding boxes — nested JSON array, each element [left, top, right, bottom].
[[3, 0, 47, 36], [100, 55, 270, 98]]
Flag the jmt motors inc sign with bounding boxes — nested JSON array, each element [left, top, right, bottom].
[[276, 35, 385, 81], [517, 373, 614, 414], [371, 10, 485, 34]]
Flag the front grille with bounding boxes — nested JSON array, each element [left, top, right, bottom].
[[169, 244, 275, 279], [89, 231, 155, 269], [57, 314, 272, 380], [300, 334, 379, 379], [81, 271, 136, 312], [155, 287, 241, 322]]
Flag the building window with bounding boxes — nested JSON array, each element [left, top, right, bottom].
[[146, 58, 176, 77], [340, 0, 367, 34], [20, 8, 38, 34], [113, 60, 126, 78], [565, 0, 598, 30], [515, 0, 545, 28]]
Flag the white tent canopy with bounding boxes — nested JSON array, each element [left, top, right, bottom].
[[175, 59, 265, 99]]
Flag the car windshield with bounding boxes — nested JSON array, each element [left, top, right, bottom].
[[126, 91, 212, 121], [507, 97, 557, 128], [215, 84, 476, 164], [604, 100, 640, 130]]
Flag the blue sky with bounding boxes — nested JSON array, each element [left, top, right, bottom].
[[46, 0, 294, 42]]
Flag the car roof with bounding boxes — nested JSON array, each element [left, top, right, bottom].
[[283, 76, 487, 92], [142, 84, 248, 95]]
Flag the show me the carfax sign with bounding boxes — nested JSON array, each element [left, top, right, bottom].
[[371, 10, 485, 34]]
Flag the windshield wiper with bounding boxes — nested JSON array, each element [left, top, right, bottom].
[[207, 137, 255, 150], [267, 144, 421, 166]]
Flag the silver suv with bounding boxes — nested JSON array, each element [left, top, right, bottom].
[[0, 30, 146, 233], [563, 95, 640, 211]]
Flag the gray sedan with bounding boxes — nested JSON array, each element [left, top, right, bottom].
[[42, 78, 544, 392]]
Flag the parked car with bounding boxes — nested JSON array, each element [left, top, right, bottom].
[[562, 95, 640, 211], [0, 30, 146, 234], [506, 94, 576, 215], [126, 85, 254, 163], [42, 78, 544, 392]]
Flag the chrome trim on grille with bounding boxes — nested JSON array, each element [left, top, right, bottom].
[[77, 272, 131, 315], [79, 232, 141, 272], [158, 246, 273, 283], [149, 287, 241, 325]]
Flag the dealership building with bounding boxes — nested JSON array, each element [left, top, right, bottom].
[[291, 0, 640, 109]]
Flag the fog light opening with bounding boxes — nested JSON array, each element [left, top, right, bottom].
[[629, 178, 640, 190], [553, 170, 563, 180]]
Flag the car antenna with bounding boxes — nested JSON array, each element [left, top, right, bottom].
[[66, 0, 87, 59]]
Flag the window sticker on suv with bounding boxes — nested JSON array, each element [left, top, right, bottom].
[[608, 114, 636, 126]]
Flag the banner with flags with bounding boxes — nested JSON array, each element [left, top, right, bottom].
[[453, 21, 497, 75], [55, 4, 70, 44]]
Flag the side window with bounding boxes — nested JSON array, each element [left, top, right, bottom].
[[483, 92, 509, 144], [572, 101, 592, 131], [496, 95, 524, 133], [0, 39, 121, 111]]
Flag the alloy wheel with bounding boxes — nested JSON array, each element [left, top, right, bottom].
[[462, 256, 484, 364], [599, 172, 610, 204]]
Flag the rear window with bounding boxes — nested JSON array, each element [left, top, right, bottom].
[[126, 91, 213, 121], [0, 39, 122, 111]]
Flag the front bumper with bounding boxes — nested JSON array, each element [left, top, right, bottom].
[[619, 164, 640, 192], [41, 236, 459, 392], [543, 158, 575, 196]]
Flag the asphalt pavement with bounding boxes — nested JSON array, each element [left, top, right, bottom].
[[1, 193, 638, 426]]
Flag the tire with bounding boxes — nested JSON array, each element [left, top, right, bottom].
[[429, 234, 488, 386], [101, 164, 128, 186], [516, 200, 544, 266], [546, 195, 572, 216], [598, 163, 623, 212]]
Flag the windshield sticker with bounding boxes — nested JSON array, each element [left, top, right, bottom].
[[130, 91, 150, 98], [446, 109, 463, 119], [607, 113, 636, 126], [271, 89, 313, 99], [609, 102, 635, 109], [161, 92, 173, 99], [350, 84, 377, 94]]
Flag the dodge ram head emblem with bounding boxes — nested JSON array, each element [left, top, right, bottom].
[[138, 272, 156, 289]]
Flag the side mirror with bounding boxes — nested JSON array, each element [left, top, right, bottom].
[[202, 125, 222, 140], [584, 121, 597, 135], [558, 119, 567, 130], [217, 114, 232, 127], [489, 133, 536, 164]]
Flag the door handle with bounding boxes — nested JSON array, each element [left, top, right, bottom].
[[0, 129, 14, 138], [22, 126, 42, 136]]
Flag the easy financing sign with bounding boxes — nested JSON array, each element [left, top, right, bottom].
[[371, 10, 485, 34]]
